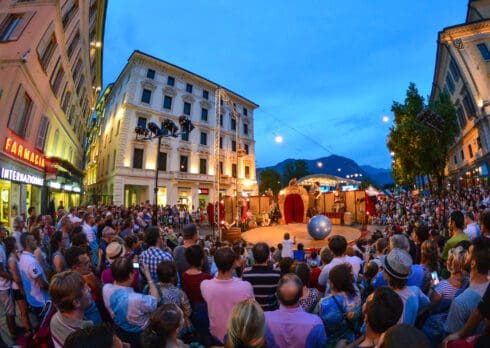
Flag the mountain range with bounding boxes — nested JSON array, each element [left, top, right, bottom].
[[257, 155, 394, 187]]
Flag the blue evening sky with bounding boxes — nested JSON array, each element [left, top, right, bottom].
[[103, 0, 468, 169]]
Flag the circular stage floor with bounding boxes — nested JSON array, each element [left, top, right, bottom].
[[241, 223, 361, 249]]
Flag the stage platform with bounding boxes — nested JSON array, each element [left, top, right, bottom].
[[241, 223, 361, 249]]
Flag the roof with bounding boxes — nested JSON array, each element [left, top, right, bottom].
[[297, 174, 360, 185], [130, 50, 259, 108]]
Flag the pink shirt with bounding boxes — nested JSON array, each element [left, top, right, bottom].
[[200, 277, 254, 342]]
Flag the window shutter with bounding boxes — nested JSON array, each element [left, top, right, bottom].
[[36, 22, 54, 57], [36, 116, 49, 150], [10, 11, 35, 41]]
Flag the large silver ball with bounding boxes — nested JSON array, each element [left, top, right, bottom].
[[307, 214, 332, 240]]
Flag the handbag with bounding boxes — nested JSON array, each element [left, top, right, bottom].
[[331, 295, 362, 338]]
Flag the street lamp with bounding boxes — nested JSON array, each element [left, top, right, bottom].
[[135, 116, 194, 225]]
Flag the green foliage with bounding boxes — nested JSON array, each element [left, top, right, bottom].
[[258, 168, 282, 194], [387, 83, 458, 190], [282, 160, 310, 185]]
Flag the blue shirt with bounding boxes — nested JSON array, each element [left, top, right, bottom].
[[139, 246, 173, 281], [102, 284, 157, 333], [395, 286, 430, 325], [373, 264, 425, 289]]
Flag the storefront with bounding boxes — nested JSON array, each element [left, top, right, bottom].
[[178, 187, 192, 210], [157, 187, 167, 206], [198, 188, 210, 210], [124, 185, 148, 206], [45, 157, 83, 213]]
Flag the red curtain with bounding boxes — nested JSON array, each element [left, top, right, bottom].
[[284, 194, 304, 223]]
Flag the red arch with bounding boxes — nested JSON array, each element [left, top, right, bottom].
[[284, 194, 304, 223]]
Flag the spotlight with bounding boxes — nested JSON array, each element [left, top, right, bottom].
[[179, 116, 195, 134], [162, 119, 179, 137], [135, 126, 149, 136], [147, 122, 162, 136]]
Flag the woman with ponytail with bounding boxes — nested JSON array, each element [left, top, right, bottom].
[[225, 299, 267, 348]]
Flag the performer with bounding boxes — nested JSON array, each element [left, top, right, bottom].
[[309, 181, 321, 214]]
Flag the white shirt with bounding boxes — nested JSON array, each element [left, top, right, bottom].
[[13, 230, 23, 252], [82, 222, 96, 243], [281, 239, 294, 258], [464, 222, 480, 241], [318, 255, 362, 290], [19, 251, 49, 308]]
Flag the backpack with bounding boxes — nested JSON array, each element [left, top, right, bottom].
[[16, 301, 57, 348]]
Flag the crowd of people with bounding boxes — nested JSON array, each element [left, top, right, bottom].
[[0, 187, 488, 348]]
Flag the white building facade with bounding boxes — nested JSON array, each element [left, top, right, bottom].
[[85, 50, 258, 209]]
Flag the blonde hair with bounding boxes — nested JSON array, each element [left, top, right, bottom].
[[447, 246, 467, 274], [225, 299, 266, 348]]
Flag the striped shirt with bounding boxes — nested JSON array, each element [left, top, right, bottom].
[[50, 311, 93, 348], [242, 265, 280, 311]]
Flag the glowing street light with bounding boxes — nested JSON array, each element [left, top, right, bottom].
[[337, 168, 341, 172], [274, 135, 283, 144], [390, 151, 395, 156], [317, 162, 323, 168], [382, 115, 390, 123]]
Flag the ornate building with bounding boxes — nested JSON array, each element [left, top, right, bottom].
[[0, 0, 107, 226], [84, 50, 259, 209], [431, 0, 490, 185]]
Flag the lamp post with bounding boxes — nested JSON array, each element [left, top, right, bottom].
[[135, 116, 194, 226]]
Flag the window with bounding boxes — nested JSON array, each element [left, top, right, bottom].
[[160, 122, 169, 136], [231, 117, 236, 130], [220, 99, 223, 106], [445, 74, 455, 94], [67, 30, 79, 59], [468, 144, 474, 158], [157, 152, 167, 171], [186, 83, 193, 93], [199, 158, 207, 175], [461, 149, 465, 161], [163, 95, 172, 109], [137, 117, 147, 129], [219, 137, 223, 149], [167, 76, 175, 86], [232, 164, 237, 178], [72, 58, 82, 84], [183, 102, 191, 116], [51, 63, 65, 96], [133, 148, 144, 169], [113, 150, 117, 170], [8, 85, 33, 138], [449, 58, 460, 82], [232, 140, 236, 152], [243, 123, 248, 135], [477, 43, 490, 60], [245, 166, 250, 179], [200, 132, 207, 145], [244, 144, 249, 154], [462, 95, 476, 118], [454, 155, 458, 165], [456, 105, 466, 129], [76, 75, 84, 95], [219, 161, 224, 175], [35, 116, 49, 150], [0, 13, 32, 42], [181, 131, 189, 141], [201, 108, 208, 121], [243, 107, 248, 116], [180, 155, 188, 172], [61, 91, 71, 114], [146, 69, 155, 79], [62, 0, 78, 29], [116, 119, 121, 135], [203, 90, 209, 99], [220, 114, 223, 126], [477, 136, 482, 149], [141, 89, 152, 104], [37, 28, 57, 72]]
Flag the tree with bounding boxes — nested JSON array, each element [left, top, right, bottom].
[[258, 169, 282, 194], [282, 160, 310, 185]]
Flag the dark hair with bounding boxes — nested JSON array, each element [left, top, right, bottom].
[[49, 271, 85, 312], [294, 263, 310, 287], [64, 246, 85, 269], [415, 224, 429, 243], [471, 236, 490, 274], [297, 243, 304, 251], [5, 237, 16, 256], [375, 238, 389, 254], [64, 324, 115, 348], [183, 224, 197, 239], [214, 247, 236, 273], [479, 209, 490, 232], [252, 242, 270, 264], [111, 257, 133, 282], [144, 226, 160, 246], [329, 263, 356, 296], [450, 211, 465, 229], [380, 324, 430, 348], [20, 232, 32, 249], [50, 231, 63, 254], [329, 235, 347, 256], [71, 232, 88, 247], [364, 261, 379, 280], [385, 272, 407, 289], [277, 274, 303, 306], [156, 260, 177, 284], [366, 287, 403, 333], [279, 257, 295, 277], [185, 244, 204, 268], [125, 234, 139, 249], [140, 304, 182, 348]]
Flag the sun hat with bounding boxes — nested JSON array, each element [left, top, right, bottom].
[[106, 242, 126, 264], [381, 248, 413, 280]]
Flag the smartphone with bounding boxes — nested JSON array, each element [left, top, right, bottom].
[[133, 262, 140, 269], [431, 271, 439, 285]]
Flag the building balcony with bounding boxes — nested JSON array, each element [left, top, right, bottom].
[[169, 171, 214, 183]]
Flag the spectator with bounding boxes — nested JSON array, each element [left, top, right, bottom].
[[419, 239, 439, 294], [464, 211, 480, 241], [49, 271, 94, 348], [0, 227, 16, 338], [295, 263, 320, 313], [174, 224, 203, 277], [309, 247, 333, 293], [99, 226, 117, 269], [50, 231, 67, 273], [81, 213, 96, 244], [102, 257, 160, 348], [18, 232, 50, 317], [293, 243, 306, 262], [281, 233, 295, 258], [319, 263, 361, 346], [140, 304, 186, 348], [242, 242, 281, 311], [64, 324, 124, 348], [381, 248, 429, 325], [444, 236, 490, 334], [101, 242, 139, 291], [306, 249, 321, 268], [442, 211, 469, 262], [278, 257, 295, 277], [318, 235, 361, 291], [201, 247, 254, 343], [140, 226, 173, 281], [226, 299, 266, 348], [380, 324, 431, 348], [478, 208, 490, 237], [12, 216, 24, 252], [265, 273, 326, 348]]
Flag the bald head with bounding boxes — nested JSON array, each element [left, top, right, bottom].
[[277, 274, 303, 307]]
